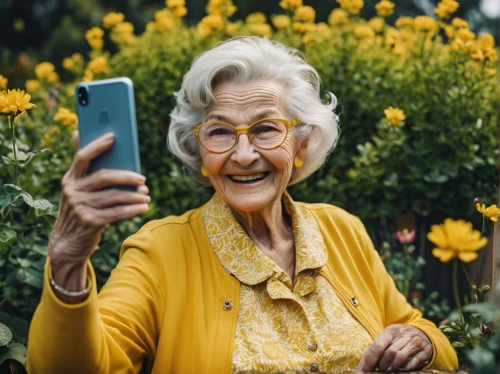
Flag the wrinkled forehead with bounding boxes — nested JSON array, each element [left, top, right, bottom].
[[205, 79, 287, 121]]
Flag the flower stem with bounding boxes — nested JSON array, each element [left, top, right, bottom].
[[8, 115, 20, 185], [460, 262, 473, 289], [481, 216, 485, 237], [452, 258, 462, 317]]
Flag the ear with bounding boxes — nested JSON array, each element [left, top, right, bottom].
[[295, 138, 309, 164]]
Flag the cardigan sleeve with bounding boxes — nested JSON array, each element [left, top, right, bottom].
[[26, 226, 165, 374], [352, 217, 459, 371]]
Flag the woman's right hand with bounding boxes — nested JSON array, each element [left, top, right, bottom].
[[48, 132, 150, 291]]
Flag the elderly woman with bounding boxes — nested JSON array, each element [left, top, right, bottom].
[[27, 37, 458, 374]]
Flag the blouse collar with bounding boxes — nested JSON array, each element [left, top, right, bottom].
[[201, 192, 327, 287]]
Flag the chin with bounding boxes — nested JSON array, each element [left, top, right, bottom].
[[225, 194, 276, 213]]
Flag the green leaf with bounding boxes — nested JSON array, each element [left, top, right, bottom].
[[18, 268, 43, 288], [0, 343, 27, 366], [20, 148, 51, 167], [0, 323, 12, 347], [1, 156, 15, 166], [0, 225, 16, 243], [2, 185, 33, 208], [33, 199, 53, 215]]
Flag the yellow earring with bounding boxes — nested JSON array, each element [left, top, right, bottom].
[[200, 164, 209, 177], [294, 157, 303, 169]]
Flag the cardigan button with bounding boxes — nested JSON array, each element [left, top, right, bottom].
[[222, 300, 233, 311], [310, 363, 319, 371], [351, 297, 359, 307], [307, 343, 317, 351]]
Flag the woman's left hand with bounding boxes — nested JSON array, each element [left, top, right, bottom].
[[356, 324, 432, 373]]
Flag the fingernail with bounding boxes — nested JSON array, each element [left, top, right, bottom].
[[137, 175, 146, 181], [145, 196, 151, 203], [103, 133, 114, 140]]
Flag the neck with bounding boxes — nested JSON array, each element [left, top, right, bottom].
[[231, 194, 296, 281]]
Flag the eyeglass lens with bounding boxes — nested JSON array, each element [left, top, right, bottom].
[[199, 119, 288, 152]]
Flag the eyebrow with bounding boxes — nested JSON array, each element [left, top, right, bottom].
[[205, 108, 282, 124]]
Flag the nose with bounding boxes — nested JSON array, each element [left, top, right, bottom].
[[230, 133, 259, 166]]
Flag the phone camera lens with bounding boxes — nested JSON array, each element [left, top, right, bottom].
[[78, 86, 89, 106]]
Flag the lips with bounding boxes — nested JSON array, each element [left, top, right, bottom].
[[229, 172, 268, 182]]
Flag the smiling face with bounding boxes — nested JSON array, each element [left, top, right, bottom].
[[200, 79, 304, 213]]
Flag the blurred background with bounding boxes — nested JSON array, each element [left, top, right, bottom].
[[0, 0, 499, 88]]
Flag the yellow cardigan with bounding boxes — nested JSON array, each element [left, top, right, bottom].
[[27, 199, 458, 373]]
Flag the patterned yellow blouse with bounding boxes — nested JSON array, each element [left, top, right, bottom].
[[202, 193, 374, 374]]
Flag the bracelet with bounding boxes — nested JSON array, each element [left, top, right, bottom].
[[49, 276, 91, 297]]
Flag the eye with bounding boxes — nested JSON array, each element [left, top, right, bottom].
[[208, 128, 231, 136]]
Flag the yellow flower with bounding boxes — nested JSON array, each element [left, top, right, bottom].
[[206, 0, 236, 17], [476, 203, 500, 222], [172, 6, 187, 17], [246, 12, 266, 25], [375, 0, 395, 17], [85, 27, 104, 50], [385, 27, 400, 47], [328, 9, 349, 26], [272, 15, 291, 30], [485, 68, 496, 78], [434, 0, 459, 19], [54, 107, 78, 129], [456, 28, 475, 41], [444, 25, 455, 38], [392, 43, 406, 56], [47, 72, 59, 83], [395, 16, 414, 29], [72, 53, 83, 62], [63, 57, 74, 70], [368, 17, 385, 33], [279, 0, 303, 10], [25, 79, 40, 93], [294, 6, 315, 23], [337, 0, 364, 15], [166, 0, 185, 8], [197, 14, 224, 37], [414, 16, 437, 32], [155, 9, 175, 31], [451, 17, 468, 29], [293, 22, 315, 34], [88, 57, 107, 74], [354, 25, 375, 39], [111, 22, 135, 44], [0, 75, 7, 90], [316, 22, 332, 39], [427, 218, 487, 263], [102, 12, 125, 29], [0, 89, 36, 116], [83, 69, 94, 82], [478, 34, 495, 49], [226, 22, 241, 36], [248, 23, 272, 38], [384, 106, 405, 126], [34, 62, 55, 79]]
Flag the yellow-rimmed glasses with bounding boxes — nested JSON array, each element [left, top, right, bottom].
[[194, 118, 300, 154]]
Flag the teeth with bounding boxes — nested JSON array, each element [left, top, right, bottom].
[[231, 173, 265, 181]]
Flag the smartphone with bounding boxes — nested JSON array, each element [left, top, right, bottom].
[[75, 77, 141, 189]]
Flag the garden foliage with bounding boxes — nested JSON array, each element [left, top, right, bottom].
[[0, 0, 498, 372]]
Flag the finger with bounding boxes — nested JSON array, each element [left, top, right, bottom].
[[356, 331, 393, 373], [383, 338, 423, 371], [400, 346, 433, 371], [68, 133, 115, 178], [137, 184, 149, 195], [375, 336, 411, 371], [77, 203, 149, 227], [67, 189, 151, 209], [72, 169, 146, 191], [73, 131, 80, 150]]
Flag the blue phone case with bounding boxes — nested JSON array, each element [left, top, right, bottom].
[[75, 77, 141, 189]]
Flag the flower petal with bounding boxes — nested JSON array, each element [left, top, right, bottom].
[[427, 225, 448, 248], [432, 248, 455, 263], [458, 251, 478, 263]]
